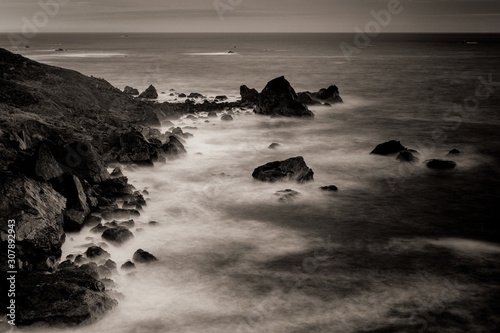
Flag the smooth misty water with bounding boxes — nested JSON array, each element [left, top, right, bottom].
[[2, 33, 500, 332]]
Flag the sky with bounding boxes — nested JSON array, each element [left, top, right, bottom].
[[0, 0, 499, 33]]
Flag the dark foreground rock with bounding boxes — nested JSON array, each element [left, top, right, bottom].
[[133, 249, 158, 263], [427, 159, 457, 170], [370, 140, 407, 155], [16, 270, 117, 326], [255, 76, 314, 118], [0, 174, 66, 271], [252, 156, 314, 183]]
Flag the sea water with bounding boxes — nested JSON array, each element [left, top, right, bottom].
[[2, 33, 500, 333]]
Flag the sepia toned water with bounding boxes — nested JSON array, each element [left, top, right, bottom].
[[2, 33, 500, 332]]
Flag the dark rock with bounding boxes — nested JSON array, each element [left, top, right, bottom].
[[110, 167, 124, 178], [101, 278, 116, 289], [397, 150, 418, 163], [275, 189, 300, 203], [138, 85, 158, 99], [252, 156, 314, 183], [142, 190, 149, 195], [97, 265, 112, 278], [148, 221, 159, 226], [188, 93, 205, 99], [0, 174, 66, 271], [105, 221, 118, 228], [123, 86, 139, 95], [85, 246, 110, 260], [55, 142, 110, 184], [58, 260, 75, 270], [74, 254, 87, 264], [427, 159, 457, 170], [78, 262, 100, 280], [16, 270, 117, 326], [133, 249, 158, 263], [370, 140, 407, 155], [297, 92, 320, 105], [161, 135, 187, 158], [268, 143, 281, 149], [101, 227, 134, 245], [90, 223, 109, 233], [315, 85, 343, 103], [31, 143, 64, 181], [119, 219, 135, 228], [221, 114, 234, 121], [117, 131, 159, 166], [85, 215, 102, 226], [320, 185, 338, 192], [51, 173, 90, 232], [207, 111, 218, 118], [255, 76, 314, 118], [448, 148, 460, 155], [104, 259, 117, 271], [121, 261, 136, 270], [178, 93, 186, 98], [101, 208, 140, 220], [215, 95, 228, 101], [240, 85, 259, 104]]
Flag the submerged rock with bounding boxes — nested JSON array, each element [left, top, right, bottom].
[[268, 143, 281, 149], [448, 148, 460, 155], [255, 76, 314, 118], [370, 140, 407, 155], [138, 85, 158, 99], [221, 114, 233, 121], [121, 261, 136, 270], [133, 249, 158, 263], [275, 189, 300, 203], [427, 159, 457, 170], [396, 150, 418, 163], [320, 185, 338, 192], [161, 135, 187, 158], [101, 226, 134, 245], [252, 156, 314, 183]]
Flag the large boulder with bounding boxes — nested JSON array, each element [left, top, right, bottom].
[[51, 174, 90, 232], [55, 142, 110, 184], [16, 269, 117, 326], [118, 131, 159, 165], [0, 174, 66, 271], [240, 85, 259, 104], [370, 140, 407, 155], [138, 85, 158, 99], [252, 156, 314, 183], [31, 143, 64, 181], [255, 76, 314, 118]]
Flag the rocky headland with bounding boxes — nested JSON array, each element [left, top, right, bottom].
[[0, 48, 345, 328]]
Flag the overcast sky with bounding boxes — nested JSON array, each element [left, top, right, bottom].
[[0, 0, 499, 33]]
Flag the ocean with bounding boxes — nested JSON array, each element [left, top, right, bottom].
[[2, 33, 500, 332]]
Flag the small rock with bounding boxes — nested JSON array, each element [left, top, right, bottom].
[[396, 150, 418, 163], [275, 189, 300, 203], [221, 114, 233, 121], [320, 185, 338, 192], [91, 223, 110, 234], [102, 227, 134, 245], [268, 143, 281, 149], [111, 167, 124, 178], [133, 249, 158, 263], [85, 246, 110, 260], [448, 148, 460, 155], [370, 140, 406, 155], [121, 261, 136, 270], [148, 221, 159, 226], [427, 159, 456, 170]]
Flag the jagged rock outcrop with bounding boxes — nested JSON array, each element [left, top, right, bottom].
[[255, 76, 314, 118], [138, 85, 158, 99], [252, 156, 314, 183], [0, 174, 66, 271], [240, 85, 259, 104], [123, 86, 139, 95]]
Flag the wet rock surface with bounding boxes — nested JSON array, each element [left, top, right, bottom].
[[252, 156, 314, 183]]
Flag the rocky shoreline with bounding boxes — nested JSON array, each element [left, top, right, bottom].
[[0, 48, 343, 328]]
